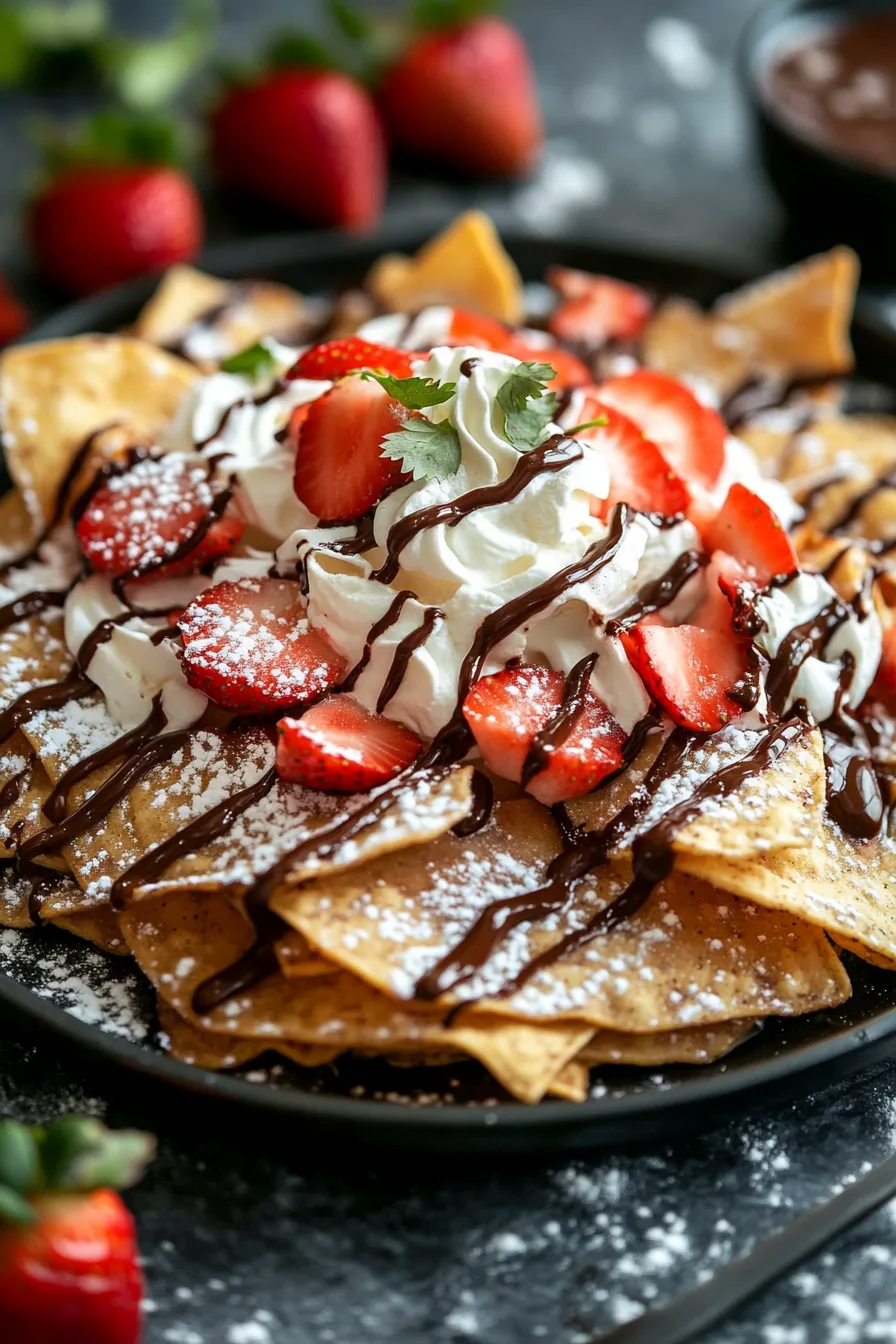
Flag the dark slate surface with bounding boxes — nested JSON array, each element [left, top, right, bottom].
[[3, 2, 896, 1341]]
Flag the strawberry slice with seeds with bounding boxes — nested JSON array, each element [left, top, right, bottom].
[[705, 483, 799, 582], [462, 663, 626, 805], [293, 375, 408, 520], [75, 455, 244, 579], [870, 625, 896, 707], [179, 577, 346, 713], [547, 267, 652, 346], [597, 369, 727, 489], [572, 394, 689, 520], [277, 694, 422, 791], [446, 308, 512, 349], [288, 337, 417, 381]]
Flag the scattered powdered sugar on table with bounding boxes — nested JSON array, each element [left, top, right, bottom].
[[644, 16, 717, 90], [512, 140, 609, 233]]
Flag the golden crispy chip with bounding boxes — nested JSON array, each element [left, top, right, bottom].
[[642, 298, 752, 400], [51, 905, 126, 955], [272, 799, 849, 1032], [0, 732, 49, 860], [366, 212, 523, 324], [0, 490, 37, 557], [547, 1061, 590, 1102], [120, 891, 591, 1103], [781, 415, 896, 552], [580, 1020, 756, 1068], [680, 821, 896, 971], [0, 336, 196, 527], [714, 247, 858, 378], [134, 267, 313, 371], [157, 1000, 339, 1071], [275, 928, 337, 979]]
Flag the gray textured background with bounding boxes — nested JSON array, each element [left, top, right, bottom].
[[5, 3, 896, 1343]]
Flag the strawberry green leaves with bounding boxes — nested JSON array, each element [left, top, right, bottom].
[[362, 370, 456, 409], [382, 418, 461, 481], [496, 361, 558, 451]]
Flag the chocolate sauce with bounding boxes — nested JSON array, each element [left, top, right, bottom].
[[111, 759, 278, 909], [798, 471, 849, 517], [375, 607, 443, 714], [719, 378, 827, 433], [520, 653, 599, 787], [371, 436, 584, 584], [459, 358, 481, 377], [766, 594, 851, 717], [451, 770, 494, 838], [0, 755, 33, 812], [341, 590, 414, 693], [606, 551, 706, 633], [0, 667, 94, 746], [0, 590, 68, 631], [42, 697, 168, 824], [822, 654, 884, 840], [729, 643, 768, 712], [828, 468, 896, 535]]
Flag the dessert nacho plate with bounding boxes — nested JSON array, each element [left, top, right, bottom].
[[2, 225, 896, 1154]]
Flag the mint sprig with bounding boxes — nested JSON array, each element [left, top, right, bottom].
[[362, 371, 456, 410], [221, 341, 276, 382], [496, 361, 558, 451], [382, 418, 461, 481]]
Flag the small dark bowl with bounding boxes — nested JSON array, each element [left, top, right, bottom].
[[740, 0, 896, 275]]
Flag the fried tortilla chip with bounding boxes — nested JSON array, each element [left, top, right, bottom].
[[546, 1061, 590, 1102], [579, 1020, 756, 1067], [157, 1001, 339, 1071], [642, 297, 752, 400], [366, 212, 523, 323], [0, 739, 52, 863], [0, 336, 196, 527], [51, 905, 125, 955], [0, 490, 38, 556]]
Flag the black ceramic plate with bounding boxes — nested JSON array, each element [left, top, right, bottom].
[[2, 225, 896, 1155]]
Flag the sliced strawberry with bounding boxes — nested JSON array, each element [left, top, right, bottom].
[[597, 370, 727, 490], [277, 694, 422, 791], [705, 483, 798, 582], [288, 337, 417, 381], [547, 267, 652, 346], [446, 308, 512, 349], [572, 394, 689, 521], [293, 375, 408, 520], [870, 625, 896, 706], [75, 455, 244, 580], [179, 577, 346, 713], [462, 663, 626, 805]]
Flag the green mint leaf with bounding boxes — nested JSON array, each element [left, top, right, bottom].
[[566, 415, 609, 436], [496, 360, 559, 451], [362, 371, 456, 410], [382, 418, 461, 481], [221, 342, 276, 381]]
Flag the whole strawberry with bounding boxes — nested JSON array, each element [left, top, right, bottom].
[[28, 111, 203, 296], [0, 1114, 155, 1344], [377, 2, 543, 178], [210, 37, 386, 230]]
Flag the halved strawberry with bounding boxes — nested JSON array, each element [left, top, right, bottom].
[[445, 308, 590, 389], [870, 625, 896, 706], [462, 663, 626, 805], [547, 267, 652, 346], [179, 577, 346, 713], [446, 307, 512, 349], [293, 375, 408, 520], [705, 483, 798, 582], [75, 455, 244, 580], [288, 337, 417, 381], [597, 370, 727, 489], [277, 694, 422, 791], [572, 394, 688, 520]]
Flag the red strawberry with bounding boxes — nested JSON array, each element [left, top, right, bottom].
[[705, 483, 799, 582], [179, 577, 346, 712], [447, 308, 513, 349], [293, 375, 408, 520], [210, 67, 385, 229], [75, 456, 244, 580], [444, 311, 590, 390], [0, 275, 28, 345], [571, 394, 689, 520], [277, 694, 422, 791], [597, 370, 727, 490], [510, 338, 591, 391], [28, 113, 202, 297], [378, 15, 543, 178], [547, 267, 652, 346], [0, 1115, 154, 1344], [462, 664, 626, 805], [870, 625, 896, 706], [288, 338, 417, 381]]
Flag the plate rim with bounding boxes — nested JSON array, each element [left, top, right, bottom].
[[4, 225, 895, 1148]]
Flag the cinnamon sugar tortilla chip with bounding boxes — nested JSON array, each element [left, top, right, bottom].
[[714, 247, 858, 379], [134, 267, 312, 371], [366, 212, 524, 324], [272, 799, 849, 1032], [51, 905, 125, 955], [0, 491, 37, 555], [0, 336, 196, 527], [781, 415, 896, 549], [579, 1020, 755, 1068], [157, 1001, 339, 1072], [679, 820, 896, 971], [275, 929, 336, 979], [0, 731, 49, 860], [642, 298, 752, 400], [546, 1061, 590, 1102], [121, 890, 591, 1104]]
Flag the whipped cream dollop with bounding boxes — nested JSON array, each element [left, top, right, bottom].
[[754, 571, 882, 722], [160, 341, 326, 545]]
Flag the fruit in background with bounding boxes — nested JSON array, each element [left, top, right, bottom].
[[288, 337, 418, 381], [0, 1114, 154, 1344], [277, 695, 423, 790], [378, 7, 543, 178], [210, 38, 386, 230], [547, 267, 653, 346], [28, 110, 203, 296], [0, 276, 28, 346], [597, 369, 727, 490]]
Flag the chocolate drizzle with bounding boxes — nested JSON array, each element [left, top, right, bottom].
[[828, 467, 896, 535], [42, 697, 168, 824], [451, 770, 494, 838], [821, 654, 884, 839], [0, 667, 94, 747], [375, 607, 443, 713], [0, 755, 34, 813], [766, 595, 851, 718], [371, 436, 584, 584], [520, 653, 600, 787], [0, 590, 68, 631], [606, 551, 706, 633], [342, 590, 414, 693]]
